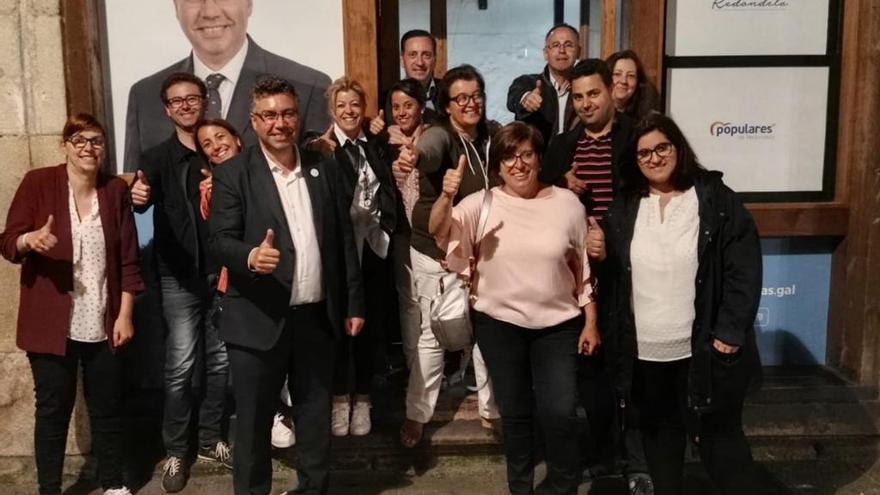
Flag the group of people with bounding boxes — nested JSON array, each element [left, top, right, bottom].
[[1, 11, 764, 495]]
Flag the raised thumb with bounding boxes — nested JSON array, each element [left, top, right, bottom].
[[456, 154, 467, 174], [534, 79, 543, 92], [42, 214, 54, 232], [588, 216, 600, 229], [136, 170, 149, 185], [322, 124, 334, 138], [200, 168, 212, 178], [261, 228, 274, 248], [378, 109, 385, 120]]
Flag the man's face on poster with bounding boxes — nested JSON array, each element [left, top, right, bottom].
[[174, 0, 253, 62]]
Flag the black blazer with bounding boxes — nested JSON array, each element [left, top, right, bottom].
[[208, 146, 365, 351], [134, 134, 208, 278], [539, 113, 637, 211], [506, 66, 577, 144], [331, 135, 404, 237], [123, 37, 331, 172]]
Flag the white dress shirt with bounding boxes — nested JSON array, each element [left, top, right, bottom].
[[333, 125, 390, 260], [551, 76, 570, 134], [193, 38, 249, 119], [260, 146, 324, 306], [67, 186, 108, 342]]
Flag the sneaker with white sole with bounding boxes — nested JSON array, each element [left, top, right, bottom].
[[198, 440, 233, 470], [349, 402, 372, 436], [271, 412, 296, 448], [331, 401, 351, 436], [104, 488, 133, 495], [161, 456, 187, 493]]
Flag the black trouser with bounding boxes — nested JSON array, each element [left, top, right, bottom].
[[633, 358, 758, 495], [28, 340, 125, 495], [227, 302, 335, 495], [474, 311, 582, 495], [333, 245, 391, 396]]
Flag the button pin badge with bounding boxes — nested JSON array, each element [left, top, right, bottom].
[[310, 168, 320, 178]]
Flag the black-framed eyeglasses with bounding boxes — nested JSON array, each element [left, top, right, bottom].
[[252, 110, 299, 123], [636, 142, 674, 164], [165, 94, 203, 108], [500, 150, 538, 168], [67, 135, 106, 149], [546, 41, 577, 52], [449, 92, 485, 107]]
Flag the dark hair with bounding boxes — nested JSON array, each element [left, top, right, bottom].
[[544, 23, 579, 41], [436, 64, 489, 141], [400, 29, 436, 53], [606, 49, 660, 118], [251, 76, 299, 111], [160, 72, 207, 103], [388, 78, 427, 107], [193, 118, 242, 164], [62, 113, 105, 141], [488, 122, 545, 176], [570, 58, 612, 88], [624, 113, 705, 195]]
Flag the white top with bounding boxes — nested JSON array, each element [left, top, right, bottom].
[[631, 187, 699, 361], [551, 76, 570, 135], [193, 38, 249, 119], [333, 124, 390, 260], [262, 146, 324, 305], [444, 186, 592, 329], [67, 186, 108, 343]]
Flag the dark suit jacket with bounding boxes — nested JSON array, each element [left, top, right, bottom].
[[331, 135, 405, 237], [0, 164, 144, 356], [506, 66, 577, 143], [123, 37, 331, 172], [134, 134, 211, 278], [539, 113, 637, 210], [208, 146, 364, 351]]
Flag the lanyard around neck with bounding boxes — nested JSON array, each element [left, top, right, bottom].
[[458, 134, 491, 190]]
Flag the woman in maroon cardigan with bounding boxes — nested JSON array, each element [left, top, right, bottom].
[[0, 113, 143, 495]]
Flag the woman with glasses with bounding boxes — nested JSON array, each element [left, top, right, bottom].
[[606, 50, 660, 120], [429, 122, 600, 494], [0, 114, 142, 495], [394, 64, 501, 448], [604, 113, 762, 495]]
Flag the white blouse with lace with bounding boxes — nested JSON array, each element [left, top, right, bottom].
[[67, 186, 108, 343]]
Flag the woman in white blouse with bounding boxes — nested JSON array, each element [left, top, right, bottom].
[[604, 113, 762, 495], [0, 114, 142, 495], [429, 121, 600, 494]]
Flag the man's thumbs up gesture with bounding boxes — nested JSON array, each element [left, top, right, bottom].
[[248, 229, 281, 275], [25, 215, 58, 254], [131, 170, 151, 206], [521, 79, 544, 113]]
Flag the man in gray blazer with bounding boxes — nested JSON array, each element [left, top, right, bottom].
[[122, 0, 331, 172]]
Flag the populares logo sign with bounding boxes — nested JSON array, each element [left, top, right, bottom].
[[710, 121, 776, 139], [712, 0, 789, 9]]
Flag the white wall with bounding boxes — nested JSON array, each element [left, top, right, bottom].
[[104, 0, 345, 172]]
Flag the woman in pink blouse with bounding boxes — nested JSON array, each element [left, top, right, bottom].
[[429, 122, 600, 494], [0, 113, 142, 495]]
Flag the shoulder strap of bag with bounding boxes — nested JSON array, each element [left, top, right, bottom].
[[475, 189, 493, 247]]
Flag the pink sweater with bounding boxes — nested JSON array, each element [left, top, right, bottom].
[[444, 186, 593, 329]]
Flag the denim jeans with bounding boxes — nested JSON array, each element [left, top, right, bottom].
[[474, 311, 582, 495], [161, 275, 229, 456], [28, 340, 124, 495]]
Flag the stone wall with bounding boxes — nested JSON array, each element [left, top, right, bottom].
[[0, 0, 86, 458]]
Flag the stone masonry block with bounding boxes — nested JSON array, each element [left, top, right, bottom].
[[0, 136, 31, 225], [22, 12, 65, 135], [0, 13, 26, 135], [26, 0, 60, 16], [0, 261, 21, 354], [29, 134, 63, 168], [0, 0, 17, 15]]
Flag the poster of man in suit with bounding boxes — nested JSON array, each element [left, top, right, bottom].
[[104, 0, 343, 173]]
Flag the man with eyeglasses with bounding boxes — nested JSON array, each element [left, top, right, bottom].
[[539, 58, 653, 495], [208, 76, 364, 495], [131, 72, 232, 493], [506, 23, 581, 143], [122, 0, 331, 173]]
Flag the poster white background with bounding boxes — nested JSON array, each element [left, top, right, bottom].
[[104, 1, 345, 171], [666, 66, 828, 193], [666, 0, 829, 56]]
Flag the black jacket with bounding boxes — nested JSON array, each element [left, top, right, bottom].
[[506, 66, 577, 144], [135, 134, 212, 278], [208, 145, 364, 350], [603, 170, 763, 413], [538, 113, 637, 215]]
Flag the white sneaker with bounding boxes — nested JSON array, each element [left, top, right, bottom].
[[331, 401, 351, 437], [349, 402, 372, 436], [271, 413, 296, 448], [104, 487, 133, 495]]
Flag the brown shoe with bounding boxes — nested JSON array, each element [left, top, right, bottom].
[[400, 419, 424, 448]]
